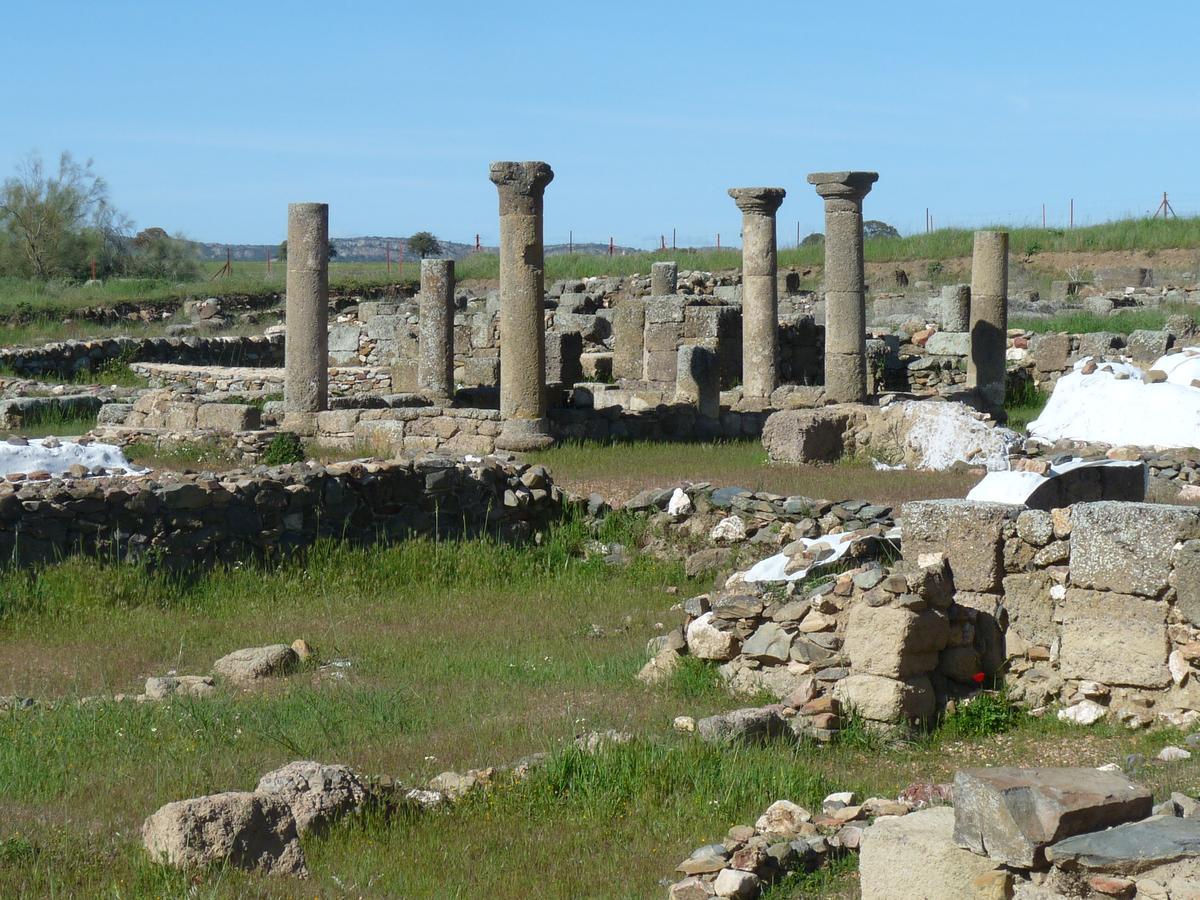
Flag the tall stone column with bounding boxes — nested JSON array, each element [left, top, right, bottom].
[[489, 161, 554, 450], [283, 202, 329, 432], [650, 261, 677, 296], [807, 171, 878, 404], [729, 188, 785, 400], [418, 258, 455, 400], [968, 231, 1009, 412]]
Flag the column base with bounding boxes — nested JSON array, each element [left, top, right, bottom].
[[823, 353, 868, 405], [281, 410, 319, 437], [495, 417, 555, 451]]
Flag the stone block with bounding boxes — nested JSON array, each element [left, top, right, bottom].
[[843, 605, 949, 678], [953, 767, 1153, 868], [860, 807, 1001, 900], [902, 500, 1016, 593], [1058, 589, 1168, 688], [645, 350, 678, 383], [1126, 330, 1171, 362], [1173, 540, 1200, 626], [760, 406, 868, 464], [1070, 502, 1199, 597], [1046, 815, 1200, 876], [460, 356, 499, 387], [924, 331, 969, 356], [644, 322, 681, 353], [1031, 332, 1071, 373], [644, 296, 686, 324], [1094, 266, 1152, 289], [1001, 572, 1057, 647], [327, 324, 361, 355], [197, 403, 260, 433], [833, 673, 935, 724]]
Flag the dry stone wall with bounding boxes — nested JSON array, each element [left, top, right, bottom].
[[0, 335, 284, 379], [902, 499, 1200, 726]]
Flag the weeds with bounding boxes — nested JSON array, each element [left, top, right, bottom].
[[937, 690, 1024, 739], [260, 431, 306, 466]]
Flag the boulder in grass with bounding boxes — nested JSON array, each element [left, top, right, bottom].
[[254, 761, 368, 834], [142, 791, 306, 876], [213, 645, 298, 685]]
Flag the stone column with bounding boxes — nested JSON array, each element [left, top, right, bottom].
[[807, 171, 878, 404], [728, 188, 786, 400], [418, 258, 455, 400], [968, 231, 1009, 411], [489, 161, 554, 450], [650, 261, 677, 296], [675, 343, 719, 419], [939, 284, 971, 332], [612, 299, 645, 381], [283, 202, 329, 432]]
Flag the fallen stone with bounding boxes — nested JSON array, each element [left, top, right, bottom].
[[754, 799, 812, 836], [144, 675, 215, 701], [254, 761, 368, 834], [952, 767, 1153, 868], [142, 791, 307, 876], [697, 707, 790, 745], [712, 867, 759, 899], [686, 612, 739, 661], [1057, 699, 1109, 726], [212, 645, 299, 685], [1047, 815, 1200, 875]]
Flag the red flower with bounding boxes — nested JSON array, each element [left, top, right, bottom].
[[972, 672, 986, 684]]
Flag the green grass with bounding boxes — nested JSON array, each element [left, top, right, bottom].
[[1012, 306, 1200, 335], [123, 439, 241, 472], [527, 438, 982, 505], [1003, 380, 1050, 432], [5, 409, 97, 439]]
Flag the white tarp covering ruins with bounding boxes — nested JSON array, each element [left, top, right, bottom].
[[0, 439, 142, 477], [1029, 349, 1200, 449]]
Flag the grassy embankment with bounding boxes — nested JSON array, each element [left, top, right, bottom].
[[2, 514, 1198, 898]]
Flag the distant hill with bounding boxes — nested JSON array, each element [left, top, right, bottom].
[[192, 237, 643, 263]]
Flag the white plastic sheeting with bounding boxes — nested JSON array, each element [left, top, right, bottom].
[[0, 439, 142, 477], [966, 457, 1144, 505], [1028, 350, 1200, 449]]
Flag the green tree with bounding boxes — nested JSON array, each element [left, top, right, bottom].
[[0, 151, 128, 279], [863, 220, 900, 240], [800, 232, 824, 247], [126, 227, 200, 279], [407, 231, 441, 259]]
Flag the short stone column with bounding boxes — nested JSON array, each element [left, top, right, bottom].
[[283, 202, 329, 432], [489, 161, 555, 450], [418, 258, 455, 400], [807, 171, 879, 404], [675, 343, 719, 418], [968, 231, 1009, 411], [612, 299, 646, 381], [939, 284, 971, 332], [650, 261, 677, 296], [729, 187, 786, 400]]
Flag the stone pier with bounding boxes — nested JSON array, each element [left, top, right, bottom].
[[418, 258, 455, 399], [489, 161, 555, 450], [613, 299, 645, 381], [675, 343, 719, 419], [650, 261, 677, 296], [283, 202, 329, 432], [940, 284, 971, 332], [807, 171, 878, 404], [968, 230, 1009, 412], [729, 188, 785, 400]]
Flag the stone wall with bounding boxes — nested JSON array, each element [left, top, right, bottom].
[[0, 456, 562, 569], [132, 363, 393, 399], [0, 335, 285, 379], [903, 499, 1200, 726]]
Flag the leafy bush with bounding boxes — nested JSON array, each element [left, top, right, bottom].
[[261, 431, 306, 466], [939, 689, 1023, 738]]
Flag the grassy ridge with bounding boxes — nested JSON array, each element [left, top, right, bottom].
[[3, 216, 1200, 319]]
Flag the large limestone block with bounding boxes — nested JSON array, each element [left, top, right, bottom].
[[843, 604, 949, 678], [1058, 590, 1169, 688], [142, 791, 307, 876], [686, 612, 739, 661], [760, 405, 868, 464], [197, 403, 261, 433], [1070, 502, 1199, 598], [953, 767, 1153, 868], [902, 500, 1015, 592], [860, 807, 1001, 900], [1001, 572, 1057, 648], [833, 673, 935, 724], [1046, 815, 1200, 876]]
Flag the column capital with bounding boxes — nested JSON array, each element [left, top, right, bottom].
[[728, 187, 786, 215], [806, 171, 878, 202], [489, 161, 554, 204]]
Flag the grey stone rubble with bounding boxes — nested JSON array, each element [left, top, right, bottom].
[[859, 765, 1200, 899]]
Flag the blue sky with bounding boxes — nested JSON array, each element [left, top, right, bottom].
[[3, 1, 1197, 248]]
